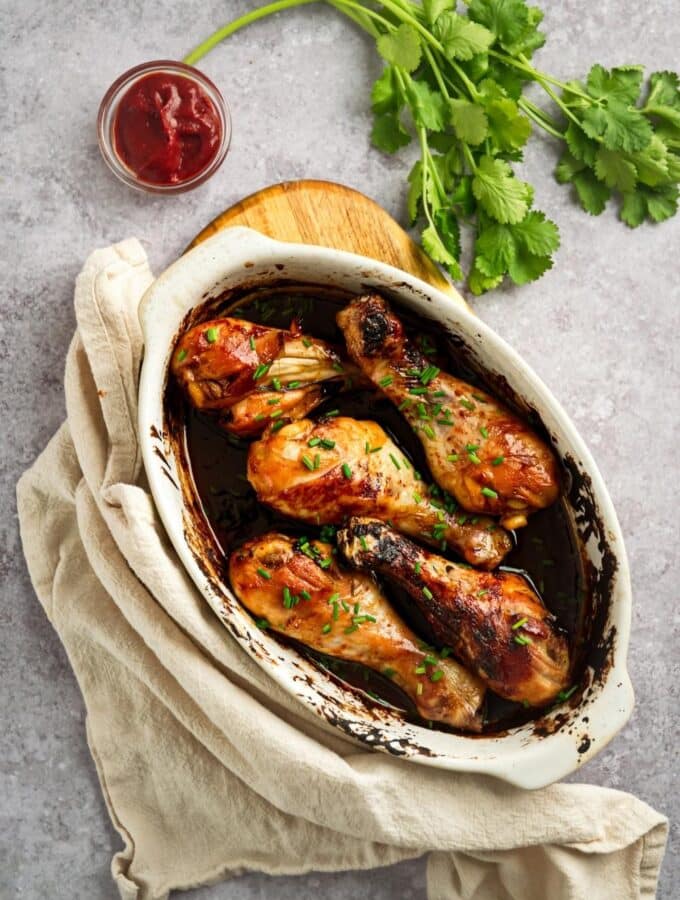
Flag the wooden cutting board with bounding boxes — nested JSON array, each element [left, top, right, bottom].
[[187, 179, 468, 309]]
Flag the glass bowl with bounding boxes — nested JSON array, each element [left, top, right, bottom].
[[97, 60, 231, 195]]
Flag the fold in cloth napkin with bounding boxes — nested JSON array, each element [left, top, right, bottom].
[[17, 240, 667, 900]]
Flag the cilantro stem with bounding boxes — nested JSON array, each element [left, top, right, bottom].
[[462, 142, 477, 173], [329, 0, 391, 35], [183, 0, 318, 65], [518, 98, 564, 139]]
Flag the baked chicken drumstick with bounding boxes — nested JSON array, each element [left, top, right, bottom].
[[338, 518, 570, 706], [247, 416, 512, 569], [172, 316, 362, 437], [229, 532, 486, 730], [337, 295, 560, 529]]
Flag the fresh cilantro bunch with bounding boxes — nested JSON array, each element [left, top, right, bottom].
[[185, 0, 680, 295]]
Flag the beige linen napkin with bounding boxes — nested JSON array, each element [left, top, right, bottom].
[[17, 240, 668, 900]]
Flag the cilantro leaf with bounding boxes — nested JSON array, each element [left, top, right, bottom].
[[645, 71, 680, 109], [586, 64, 644, 105], [508, 246, 553, 285], [468, 260, 504, 295], [475, 222, 516, 276], [422, 224, 463, 279], [434, 208, 462, 261], [467, 0, 544, 57], [371, 66, 401, 114], [511, 211, 560, 256], [572, 169, 611, 215], [472, 155, 532, 223], [423, 0, 455, 24], [376, 23, 421, 73], [555, 150, 586, 184], [630, 135, 669, 187], [433, 11, 494, 60], [406, 78, 448, 131], [643, 184, 678, 222], [564, 122, 598, 166], [483, 95, 532, 151], [581, 100, 652, 152], [407, 160, 423, 224], [449, 98, 488, 144], [620, 191, 647, 228], [594, 147, 637, 192], [371, 112, 411, 153]]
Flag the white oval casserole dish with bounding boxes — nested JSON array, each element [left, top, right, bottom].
[[138, 226, 634, 789]]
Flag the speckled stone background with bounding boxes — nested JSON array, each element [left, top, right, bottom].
[[2, 1, 678, 898]]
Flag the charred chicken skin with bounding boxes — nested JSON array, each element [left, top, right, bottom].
[[229, 533, 486, 730], [337, 518, 570, 706], [247, 416, 512, 569], [171, 316, 363, 437], [337, 295, 560, 529]]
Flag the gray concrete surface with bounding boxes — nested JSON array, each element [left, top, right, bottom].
[[1, 1, 678, 897]]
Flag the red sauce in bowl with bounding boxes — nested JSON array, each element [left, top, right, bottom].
[[113, 71, 222, 186]]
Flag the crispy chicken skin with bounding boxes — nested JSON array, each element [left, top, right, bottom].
[[229, 533, 486, 730], [337, 518, 570, 706], [171, 316, 362, 437], [337, 295, 561, 529], [247, 417, 512, 569]]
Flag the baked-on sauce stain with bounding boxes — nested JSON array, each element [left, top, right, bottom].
[[178, 286, 590, 733]]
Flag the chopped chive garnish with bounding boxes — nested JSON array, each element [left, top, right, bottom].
[[325, 409, 340, 417], [383, 667, 396, 678], [313, 453, 321, 470], [177, 348, 187, 362], [468, 452, 481, 464], [249, 335, 256, 351], [271, 420, 285, 432], [415, 664, 427, 674], [270, 410, 283, 419], [253, 363, 271, 380], [353, 602, 360, 614], [332, 602, 340, 620], [446, 453, 459, 462], [398, 399, 413, 411], [255, 618, 269, 629], [300, 590, 311, 601], [366, 444, 382, 453], [479, 426, 489, 439], [420, 365, 440, 385], [477, 589, 489, 597], [328, 592, 340, 603], [302, 336, 312, 348], [320, 438, 336, 449], [321, 623, 332, 634], [344, 624, 359, 634], [423, 424, 435, 439], [557, 685, 578, 702], [472, 393, 487, 403], [409, 386, 429, 396], [416, 683, 424, 695], [413, 492, 422, 504], [491, 456, 505, 466], [341, 600, 350, 613], [205, 327, 218, 343], [430, 669, 444, 682], [481, 486, 498, 499], [378, 375, 393, 387], [432, 390, 446, 398], [288, 380, 301, 389], [272, 377, 282, 391], [319, 557, 331, 569], [360, 536, 368, 551], [466, 443, 480, 452], [256, 567, 272, 580], [301, 455, 314, 471], [282, 586, 292, 607], [417, 402, 429, 419], [424, 654, 438, 666], [457, 514, 468, 525], [308, 437, 321, 447], [389, 453, 401, 470], [460, 398, 475, 411], [414, 561, 421, 574], [267, 398, 280, 406], [332, 362, 344, 373], [254, 413, 265, 421], [422, 586, 433, 600], [341, 462, 352, 479], [512, 616, 529, 630], [514, 634, 532, 646], [440, 647, 452, 658]]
